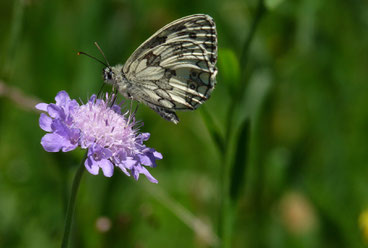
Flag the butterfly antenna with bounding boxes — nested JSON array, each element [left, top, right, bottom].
[[94, 42, 110, 67], [77, 51, 108, 67]]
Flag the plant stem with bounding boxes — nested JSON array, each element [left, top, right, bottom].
[[224, 0, 266, 157], [240, 0, 266, 71], [218, 0, 266, 246], [3, 0, 25, 79], [61, 153, 87, 248]]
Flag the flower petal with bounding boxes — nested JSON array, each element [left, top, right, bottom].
[[67, 99, 79, 115], [79, 133, 95, 149], [61, 142, 78, 152], [153, 151, 163, 160], [111, 105, 121, 114], [117, 164, 130, 176], [138, 154, 153, 166], [139, 149, 163, 167], [89, 94, 97, 103], [47, 104, 65, 120], [138, 166, 158, 184], [85, 157, 100, 175], [132, 167, 140, 181], [122, 157, 138, 170], [41, 133, 66, 152], [68, 128, 80, 145], [115, 150, 127, 162], [39, 113, 52, 132], [99, 159, 114, 177], [89, 144, 112, 161], [100, 147, 112, 159], [55, 91, 70, 106], [51, 119, 70, 137], [35, 103, 48, 111], [138, 133, 150, 143]]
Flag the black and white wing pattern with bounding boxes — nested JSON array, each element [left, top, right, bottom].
[[121, 14, 217, 124]]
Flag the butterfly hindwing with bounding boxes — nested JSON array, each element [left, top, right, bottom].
[[120, 14, 217, 123]]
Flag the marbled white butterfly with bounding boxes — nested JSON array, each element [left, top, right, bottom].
[[103, 14, 218, 124]]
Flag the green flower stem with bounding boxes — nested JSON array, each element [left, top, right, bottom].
[[218, 0, 266, 247], [225, 0, 266, 143], [240, 0, 266, 72], [61, 153, 87, 248]]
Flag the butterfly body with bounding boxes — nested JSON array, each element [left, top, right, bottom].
[[103, 14, 218, 124]]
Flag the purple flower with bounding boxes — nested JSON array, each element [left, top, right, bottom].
[[36, 91, 162, 183]]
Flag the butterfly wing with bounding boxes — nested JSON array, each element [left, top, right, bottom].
[[121, 14, 217, 123]]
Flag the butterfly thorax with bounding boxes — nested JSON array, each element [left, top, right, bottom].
[[103, 65, 132, 99]]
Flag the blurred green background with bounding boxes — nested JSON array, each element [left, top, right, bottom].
[[1, 0, 368, 247]]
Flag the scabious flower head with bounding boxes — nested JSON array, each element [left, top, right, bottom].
[[36, 91, 162, 183]]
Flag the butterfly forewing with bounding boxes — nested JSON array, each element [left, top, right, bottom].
[[121, 14, 217, 122]]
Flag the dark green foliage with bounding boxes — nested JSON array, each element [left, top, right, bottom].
[[1, 0, 368, 247]]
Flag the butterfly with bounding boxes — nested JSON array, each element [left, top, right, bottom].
[[103, 14, 218, 124]]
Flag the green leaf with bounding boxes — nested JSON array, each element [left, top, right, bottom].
[[199, 107, 225, 153], [229, 118, 251, 202], [265, 0, 285, 10], [218, 48, 241, 94]]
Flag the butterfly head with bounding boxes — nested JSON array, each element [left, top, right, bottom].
[[103, 67, 114, 84], [103, 65, 128, 97], [103, 65, 124, 84]]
